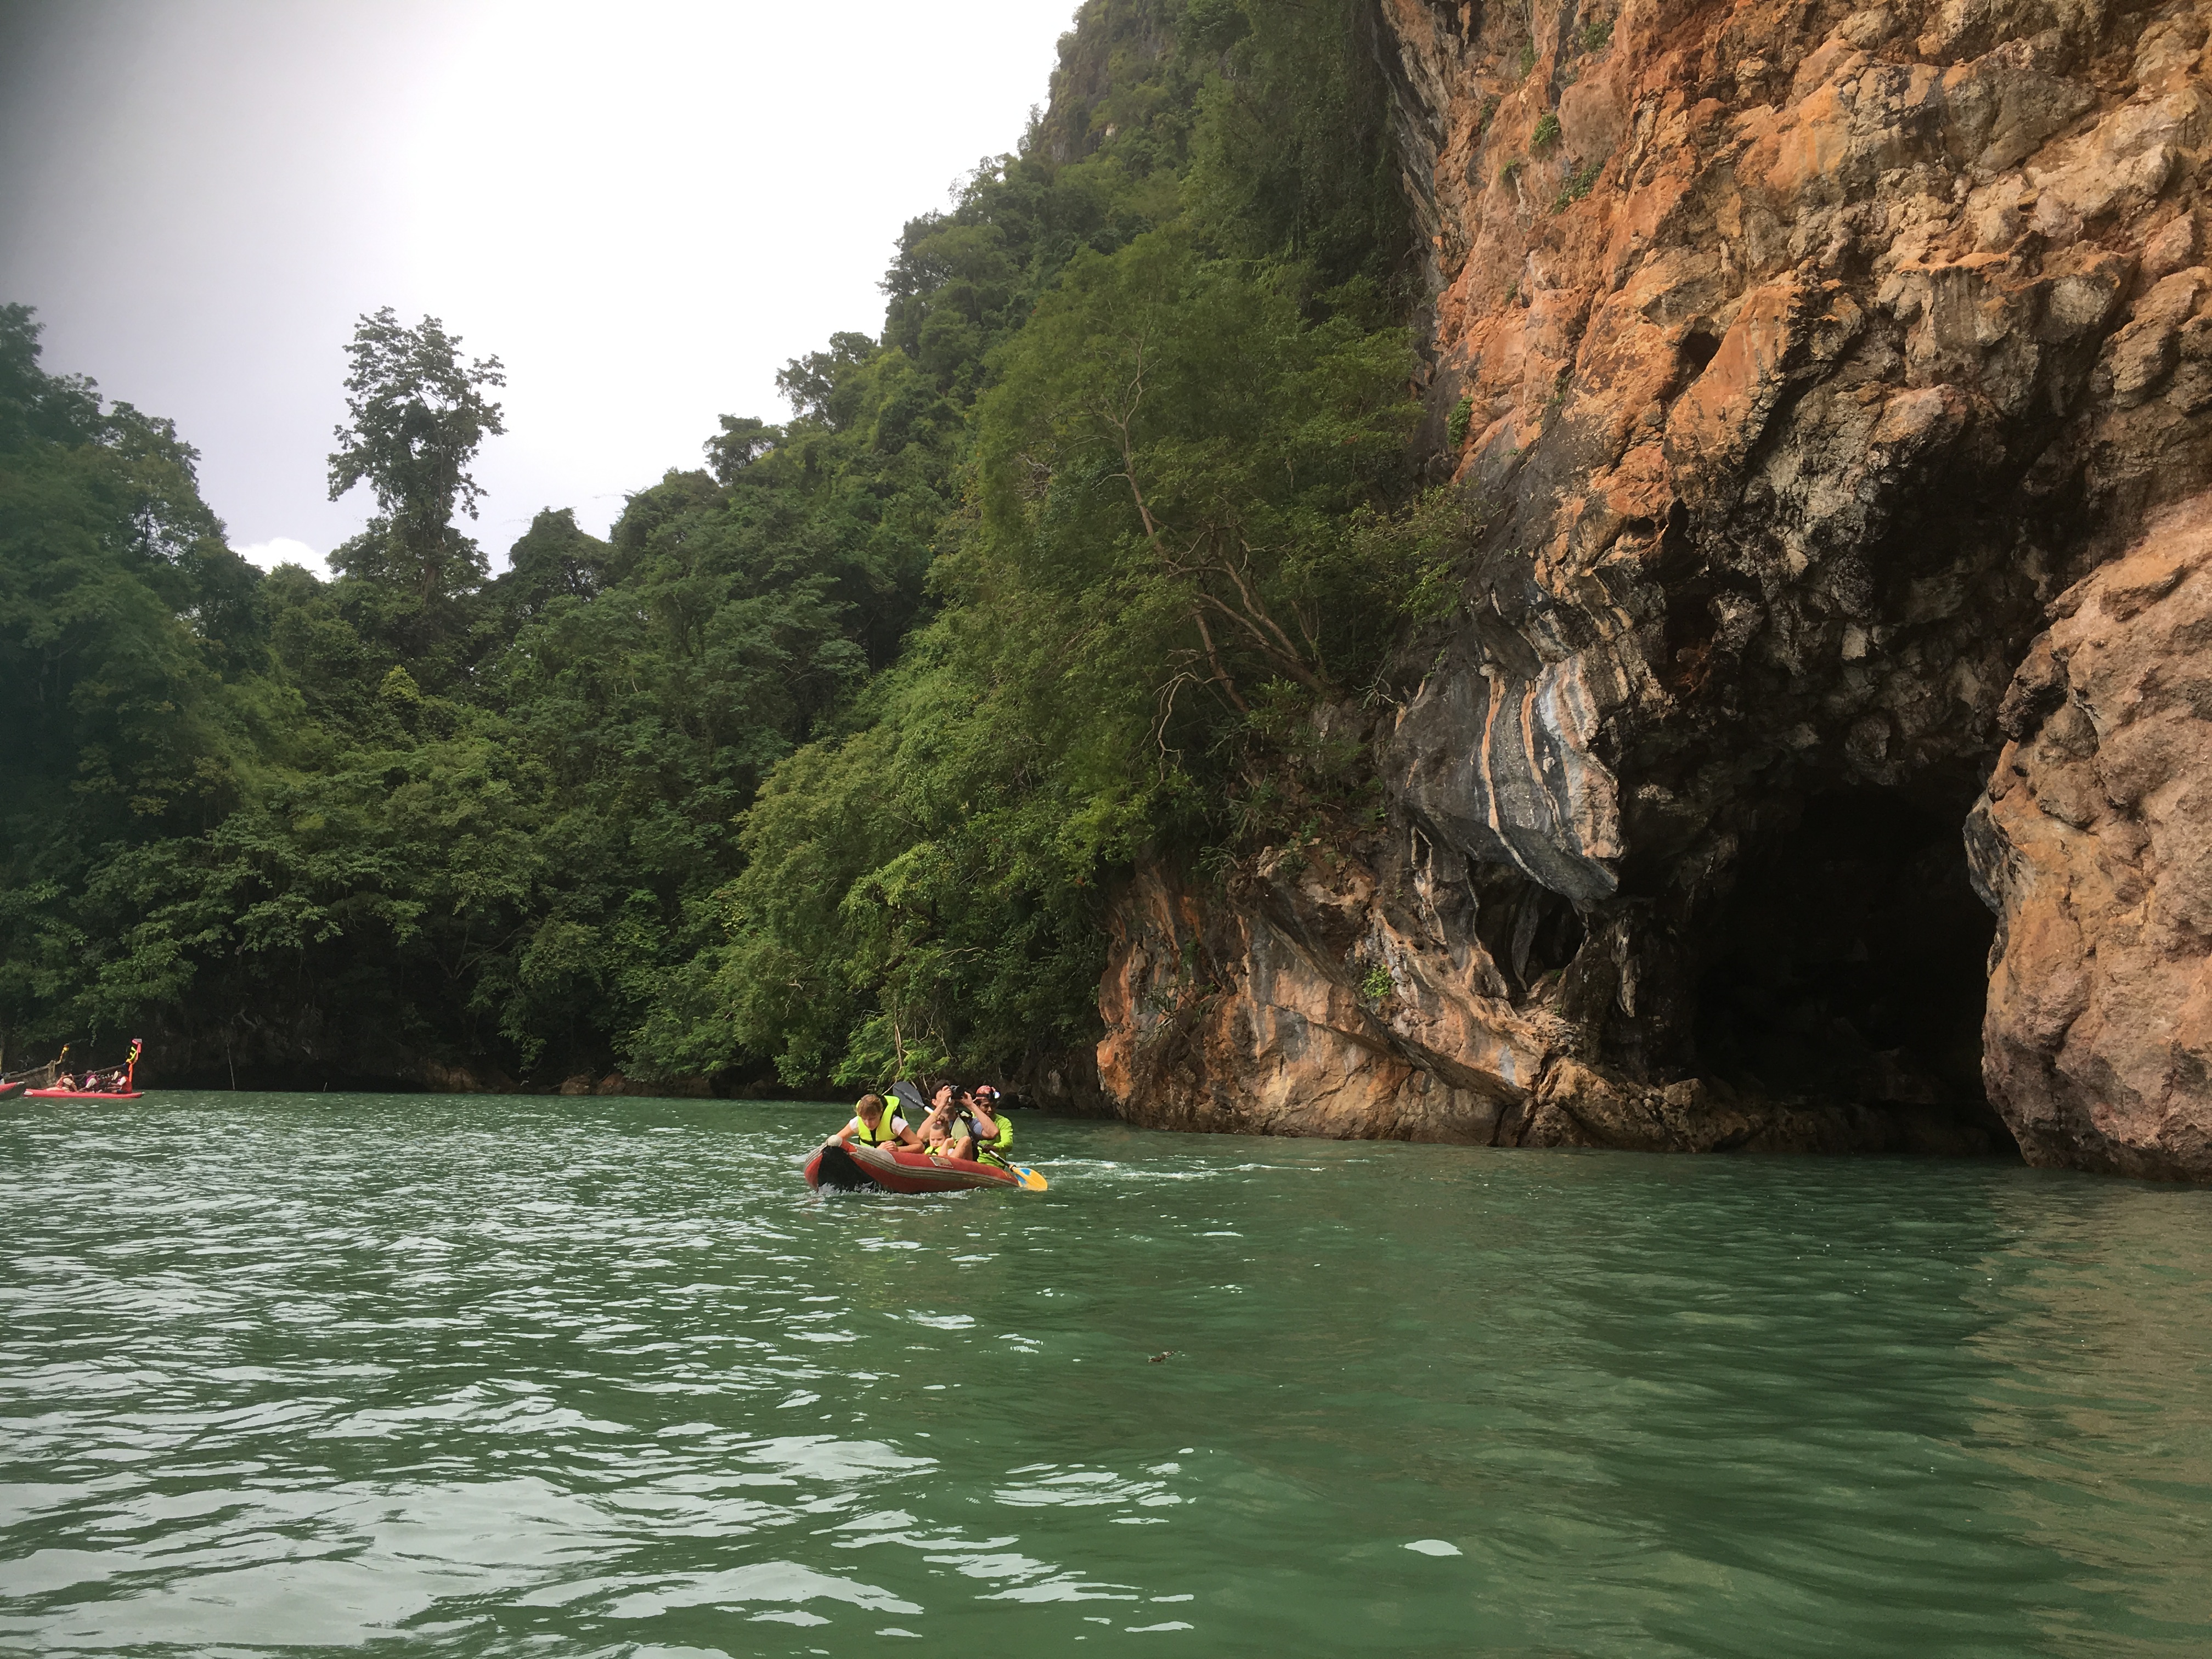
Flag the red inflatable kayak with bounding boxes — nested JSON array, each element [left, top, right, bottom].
[[22, 1088, 142, 1100], [804, 1138, 1041, 1194]]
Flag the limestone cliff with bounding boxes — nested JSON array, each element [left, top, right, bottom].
[[1098, 0, 2212, 1172], [1971, 497, 2212, 1176]]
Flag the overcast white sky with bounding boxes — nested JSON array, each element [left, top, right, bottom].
[[0, 0, 1076, 571]]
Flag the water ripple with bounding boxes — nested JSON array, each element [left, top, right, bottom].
[[3, 1097, 2210, 1655]]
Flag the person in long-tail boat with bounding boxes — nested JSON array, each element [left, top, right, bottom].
[[835, 1093, 919, 1152]]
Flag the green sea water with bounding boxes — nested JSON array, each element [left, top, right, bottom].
[[2, 1094, 2209, 1657]]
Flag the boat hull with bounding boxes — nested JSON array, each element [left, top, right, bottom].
[[804, 1139, 1026, 1194], [22, 1089, 142, 1100]]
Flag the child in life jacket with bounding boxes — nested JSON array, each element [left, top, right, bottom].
[[915, 1085, 964, 1156], [836, 1093, 919, 1151]]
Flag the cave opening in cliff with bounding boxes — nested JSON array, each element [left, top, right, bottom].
[[1694, 789, 2008, 1138], [1472, 864, 1586, 995]]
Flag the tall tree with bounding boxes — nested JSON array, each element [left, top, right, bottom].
[[1, 0, 1430, 1094], [326, 308, 506, 612]]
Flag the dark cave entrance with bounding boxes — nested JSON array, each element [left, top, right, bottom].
[[1694, 789, 2008, 1137], [1472, 861, 1587, 996]]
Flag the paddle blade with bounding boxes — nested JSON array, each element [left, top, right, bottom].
[[1015, 1164, 1048, 1192]]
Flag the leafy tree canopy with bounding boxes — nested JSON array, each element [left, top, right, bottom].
[[0, 0, 1452, 1094]]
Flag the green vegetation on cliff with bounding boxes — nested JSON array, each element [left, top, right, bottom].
[[0, 0, 1437, 1090]]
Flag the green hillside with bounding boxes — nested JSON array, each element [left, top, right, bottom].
[[1, 0, 1459, 1092]]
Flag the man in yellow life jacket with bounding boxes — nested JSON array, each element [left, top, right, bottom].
[[836, 1093, 919, 1152], [949, 1085, 1013, 1169]]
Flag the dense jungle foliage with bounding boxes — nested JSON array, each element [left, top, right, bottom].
[[0, 0, 1446, 1091]]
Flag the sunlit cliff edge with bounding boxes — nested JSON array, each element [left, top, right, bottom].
[[1097, 0, 2212, 1177]]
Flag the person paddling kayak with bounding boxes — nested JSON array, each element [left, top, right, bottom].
[[949, 1085, 1014, 1170]]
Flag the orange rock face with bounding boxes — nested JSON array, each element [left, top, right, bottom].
[[1971, 498, 2212, 1176], [1098, 848, 1556, 1143], [1098, 0, 2212, 1171]]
